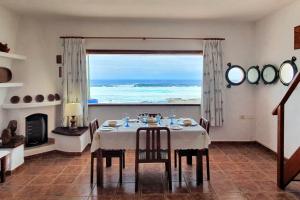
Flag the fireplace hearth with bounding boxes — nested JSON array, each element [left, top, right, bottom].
[[25, 113, 48, 147]]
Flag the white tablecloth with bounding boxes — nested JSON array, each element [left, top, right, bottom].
[[90, 118, 211, 152]]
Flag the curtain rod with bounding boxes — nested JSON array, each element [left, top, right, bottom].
[[59, 36, 225, 41]]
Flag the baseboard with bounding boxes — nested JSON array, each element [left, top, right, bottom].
[[211, 141, 256, 144]]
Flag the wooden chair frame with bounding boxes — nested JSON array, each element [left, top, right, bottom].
[[174, 117, 210, 182], [135, 127, 172, 192], [89, 119, 125, 184]]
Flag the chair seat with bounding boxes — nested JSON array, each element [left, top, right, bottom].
[[92, 149, 124, 158], [177, 149, 207, 156], [138, 150, 168, 161]]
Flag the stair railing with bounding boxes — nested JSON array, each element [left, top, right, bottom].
[[272, 71, 300, 189]]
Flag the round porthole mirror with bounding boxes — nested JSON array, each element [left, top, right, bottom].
[[225, 63, 246, 88], [279, 57, 298, 86], [247, 66, 260, 84], [261, 64, 278, 84]]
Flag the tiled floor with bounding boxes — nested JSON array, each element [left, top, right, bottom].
[[0, 143, 300, 200]]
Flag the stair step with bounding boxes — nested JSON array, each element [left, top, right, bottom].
[[293, 173, 300, 181]]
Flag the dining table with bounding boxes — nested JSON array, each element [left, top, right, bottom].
[[90, 118, 211, 187]]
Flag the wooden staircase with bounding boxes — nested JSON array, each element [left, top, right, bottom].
[[273, 72, 300, 189]]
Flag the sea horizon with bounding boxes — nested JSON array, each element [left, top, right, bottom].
[[90, 79, 203, 87]]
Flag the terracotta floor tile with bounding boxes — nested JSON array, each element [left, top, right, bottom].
[[165, 193, 192, 200], [1, 143, 299, 199], [45, 184, 71, 196], [243, 192, 273, 200], [186, 180, 213, 193], [91, 183, 118, 196], [29, 175, 58, 185], [115, 194, 137, 200], [62, 166, 84, 175], [189, 193, 218, 200], [53, 175, 78, 184], [216, 192, 247, 200], [88, 195, 114, 200], [140, 193, 165, 200], [65, 184, 94, 196]]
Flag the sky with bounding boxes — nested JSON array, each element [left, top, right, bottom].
[[88, 54, 203, 81]]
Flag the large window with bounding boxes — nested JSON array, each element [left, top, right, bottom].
[[87, 51, 203, 105]]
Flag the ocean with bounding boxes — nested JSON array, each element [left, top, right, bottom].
[[89, 80, 202, 104]]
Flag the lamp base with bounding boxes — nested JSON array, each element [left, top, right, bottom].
[[69, 116, 78, 130]]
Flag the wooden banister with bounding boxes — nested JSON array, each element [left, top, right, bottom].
[[284, 147, 300, 185], [273, 71, 300, 189], [273, 72, 300, 115]]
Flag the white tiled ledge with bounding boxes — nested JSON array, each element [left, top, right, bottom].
[[0, 82, 23, 88], [2, 100, 62, 109], [0, 52, 26, 60]]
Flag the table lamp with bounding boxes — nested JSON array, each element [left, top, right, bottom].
[[65, 103, 82, 129]]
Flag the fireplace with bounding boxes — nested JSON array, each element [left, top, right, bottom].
[[25, 113, 48, 147]]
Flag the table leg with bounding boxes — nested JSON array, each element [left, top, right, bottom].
[[0, 156, 6, 183], [106, 157, 112, 167], [97, 149, 103, 187], [196, 150, 203, 185], [187, 155, 193, 165]]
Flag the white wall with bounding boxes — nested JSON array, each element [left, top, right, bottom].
[[255, 0, 300, 157], [2, 1, 300, 156], [0, 6, 19, 130], [7, 17, 257, 141]]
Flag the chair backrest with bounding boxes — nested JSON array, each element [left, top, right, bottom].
[[136, 127, 171, 161], [89, 119, 99, 142], [199, 117, 210, 134]]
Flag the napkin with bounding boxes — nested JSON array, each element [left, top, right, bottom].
[[147, 117, 156, 123], [108, 120, 117, 127], [183, 119, 192, 126]]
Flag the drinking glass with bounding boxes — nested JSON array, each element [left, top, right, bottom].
[[123, 113, 130, 127], [156, 114, 161, 125]]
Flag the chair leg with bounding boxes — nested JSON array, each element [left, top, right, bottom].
[[178, 154, 182, 182], [168, 161, 172, 191], [97, 150, 104, 187], [119, 155, 123, 184], [187, 155, 193, 165], [174, 150, 177, 168], [106, 157, 112, 167], [122, 151, 126, 169], [206, 149, 210, 180], [135, 162, 139, 192], [90, 154, 94, 184], [196, 150, 203, 185]]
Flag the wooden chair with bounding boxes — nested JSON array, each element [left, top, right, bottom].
[[174, 117, 210, 181], [135, 127, 172, 192], [89, 119, 125, 184]]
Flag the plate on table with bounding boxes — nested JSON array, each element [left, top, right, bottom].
[[170, 125, 183, 130], [129, 119, 138, 122], [99, 127, 114, 131]]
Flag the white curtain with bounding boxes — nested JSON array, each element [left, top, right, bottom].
[[202, 40, 224, 127], [62, 38, 88, 126]]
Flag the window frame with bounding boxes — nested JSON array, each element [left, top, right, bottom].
[[86, 49, 203, 106]]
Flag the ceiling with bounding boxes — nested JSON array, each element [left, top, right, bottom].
[[0, 0, 295, 21]]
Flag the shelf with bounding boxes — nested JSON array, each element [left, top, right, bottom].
[[0, 52, 26, 60], [2, 100, 62, 109], [0, 82, 23, 88]]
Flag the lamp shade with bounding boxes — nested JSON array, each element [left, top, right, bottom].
[[64, 103, 82, 116]]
